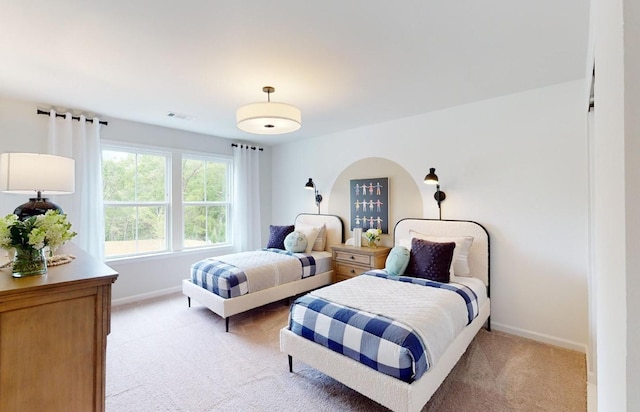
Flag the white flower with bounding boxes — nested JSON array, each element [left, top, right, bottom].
[[0, 211, 76, 252], [365, 228, 381, 242]]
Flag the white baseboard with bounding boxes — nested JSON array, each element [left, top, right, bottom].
[[587, 381, 597, 412], [491, 321, 588, 353], [112, 286, 182, 307]]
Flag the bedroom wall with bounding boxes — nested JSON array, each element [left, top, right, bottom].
[[0, 95, 273, 303], [271, 80, 589, 351], [590, 0, 640, 409]]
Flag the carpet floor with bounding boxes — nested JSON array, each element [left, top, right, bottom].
[[106, 293, 586, 411]]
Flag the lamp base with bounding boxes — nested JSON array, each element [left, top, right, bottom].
[[14, 197, 63, 220]]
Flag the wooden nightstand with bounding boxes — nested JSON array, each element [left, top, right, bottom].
[[331, 244, 391, 282]]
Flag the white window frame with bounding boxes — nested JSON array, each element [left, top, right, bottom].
[[101, 140, 235, 262], [102, 143, 171, 260], [181, 153, 233, 250]]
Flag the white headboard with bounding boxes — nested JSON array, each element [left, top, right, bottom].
[[394, 218, 490, 288], [295, 214, 344, 252]]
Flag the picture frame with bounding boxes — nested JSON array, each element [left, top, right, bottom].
[[349, 177, 389, 234]]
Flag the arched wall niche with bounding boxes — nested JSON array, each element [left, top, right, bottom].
[[327, 157, 423, 247]]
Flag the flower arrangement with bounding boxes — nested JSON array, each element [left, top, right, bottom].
[[0, 210, 77, 253], [0, 211, 77, 277], [365, 228, 382, 247]]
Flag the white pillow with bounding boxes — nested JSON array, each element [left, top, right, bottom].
[[398, 238, 411, 250], [312, 224, 327, 251], [409, 230, 474, 277], [295, 223, 320, 254]]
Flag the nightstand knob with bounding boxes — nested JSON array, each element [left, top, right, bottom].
[[350, 269, 356, 274], [350, 255, 355, 260]]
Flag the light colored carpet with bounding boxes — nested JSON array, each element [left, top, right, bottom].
[[106, 293, 586, 411]]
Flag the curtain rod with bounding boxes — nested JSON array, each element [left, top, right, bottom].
[[37, 109, 108, 126], [231, 143, 263, 151]]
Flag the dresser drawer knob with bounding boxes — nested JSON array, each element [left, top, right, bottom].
[[350, 269, 356, 274]]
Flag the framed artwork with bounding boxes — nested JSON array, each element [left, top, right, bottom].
[[349, 177, 389, 233]]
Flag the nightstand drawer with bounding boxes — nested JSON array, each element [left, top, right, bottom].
[[331, 244, 391, 283], [335, 262, 367, 278], [334, 251, 371, 266]]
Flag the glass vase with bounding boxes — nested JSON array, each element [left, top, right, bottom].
[[12, 246, 47, 278], [368, 239, 377, 248]]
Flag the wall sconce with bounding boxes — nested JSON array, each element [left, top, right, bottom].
[[0, 153, 75, 220], [424, 167, 446, 220], [304, 178, 323, 214]]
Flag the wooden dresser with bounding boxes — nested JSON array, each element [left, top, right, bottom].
[[331, 244, 391, 282], [0, 244, 118, 412]]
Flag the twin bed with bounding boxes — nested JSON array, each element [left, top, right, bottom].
[[183, 216, 490, 411], [281, 218, 490, 412], [182, 213, 344, 331]]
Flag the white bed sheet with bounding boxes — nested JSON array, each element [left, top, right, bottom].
[[451, 275, 488, 308], [308, 250, 332, 274]]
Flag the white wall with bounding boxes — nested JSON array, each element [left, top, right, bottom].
[[272, 80, 589, 350], [625, 0, 640, 406], [590, 0, 640, 409], [0, 95, 273, 303]]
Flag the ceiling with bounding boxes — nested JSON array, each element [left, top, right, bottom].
[[0, 1, 589, 146]]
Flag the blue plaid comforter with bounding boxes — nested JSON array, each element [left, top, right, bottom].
[[288, 271, 479, 382], [191, 248, 316, 299]]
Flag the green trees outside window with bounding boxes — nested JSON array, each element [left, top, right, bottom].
[[182, 157, 229, 248], [102, 147, 231, 259], [103, 150, 168, 257]]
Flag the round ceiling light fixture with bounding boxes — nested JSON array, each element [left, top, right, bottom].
[[236, 86, 301, 135]]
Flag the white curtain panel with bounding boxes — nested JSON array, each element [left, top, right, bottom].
[[232, 145, 262, 252], [47, 110, 105, 261]]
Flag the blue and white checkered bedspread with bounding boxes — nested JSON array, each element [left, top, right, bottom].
[[190, 248, 316, 299], [288, 271, 479, 382]]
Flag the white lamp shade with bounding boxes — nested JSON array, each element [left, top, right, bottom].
[[0, 153, 75, 194], [236, 102, 301, 135]]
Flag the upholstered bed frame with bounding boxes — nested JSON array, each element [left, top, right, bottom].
[[182, 213, 344, 331], [280, 218, 490, 412]]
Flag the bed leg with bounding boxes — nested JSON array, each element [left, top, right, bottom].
[[225, 317, 229, 333], [486, 316, 492, 331], [288, 355, 293, 373], [187, 297, 191, 307]]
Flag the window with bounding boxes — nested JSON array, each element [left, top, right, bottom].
[[101, 143, 232, 260], [102, 148, 169, 258], [182, 155, 231, 248]]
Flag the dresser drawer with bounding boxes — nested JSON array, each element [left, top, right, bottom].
[[334, 251, 372, 266]]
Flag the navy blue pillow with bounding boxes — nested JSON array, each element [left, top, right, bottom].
[[266, 225, 294, 249], [406, 238, 455, 283]]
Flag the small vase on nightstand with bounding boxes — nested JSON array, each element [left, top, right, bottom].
[[368, 240, 377, 248]]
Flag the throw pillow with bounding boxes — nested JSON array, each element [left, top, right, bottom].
[[294, 223, 320, 254], [284, 231, 308, 253], [266, 225, 295, 249], [384, 246, 410, 276], [409, 231, 474, 277], [312, 224, 327, 251], [406, 238, 455, 283]]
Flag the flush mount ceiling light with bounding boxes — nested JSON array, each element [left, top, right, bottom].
[[236, 86, 301, 135]]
